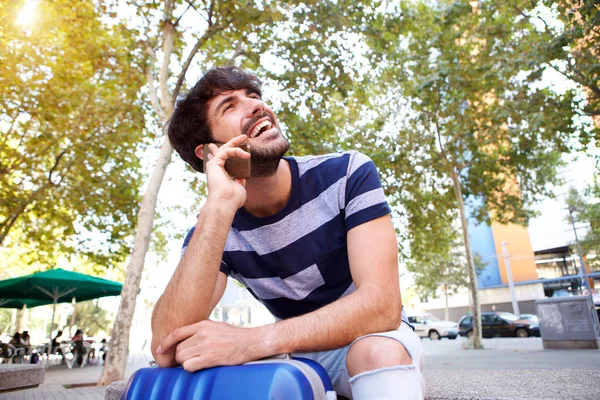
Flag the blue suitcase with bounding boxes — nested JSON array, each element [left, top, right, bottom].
[[122, 357, 336, 400]]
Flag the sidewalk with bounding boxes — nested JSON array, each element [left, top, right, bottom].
[[2, 338, 599, 399], [423, 337, 600, 399], [0, 351, 152, 400]]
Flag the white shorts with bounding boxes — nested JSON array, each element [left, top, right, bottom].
[[291, 321, 425, 399]]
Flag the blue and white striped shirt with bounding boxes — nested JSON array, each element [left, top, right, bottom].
[[182, 151, 401, 321]]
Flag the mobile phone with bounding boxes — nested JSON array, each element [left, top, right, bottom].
[[203, 142, 251, 179]]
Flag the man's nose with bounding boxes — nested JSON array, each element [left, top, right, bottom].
[[245, 97, 264, 117]]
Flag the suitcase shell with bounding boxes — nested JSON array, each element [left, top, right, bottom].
[[122, 357, 336, 400]]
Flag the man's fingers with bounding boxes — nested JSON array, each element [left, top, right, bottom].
[[182, 356, 207, 372], [212, 146, 250, 162], [219, 134, 248, 149], [207, 143, 219, 154], [175, 342, 200, 364], [158, 324, 197, 354]]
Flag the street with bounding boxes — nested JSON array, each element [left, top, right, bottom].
[[422, 337, 600, 399], [423, 336, 600, 370]]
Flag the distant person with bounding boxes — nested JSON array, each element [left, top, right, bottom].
[[21, 331, 32, 355], [9, 332, 23, 347], [0, 339, 15, 361], [8, 333, 25, 362], [21, 331, 31, 346], [71, 329, 90, 366], [100, 338, 108, 362], [51, 330, 63, 353]]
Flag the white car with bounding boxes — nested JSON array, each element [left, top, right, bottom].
[[408, 314, 459, 340]]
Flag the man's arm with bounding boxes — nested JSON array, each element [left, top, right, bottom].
[[159, 214, 402, 371], [151, 136, 250, 367], [264, 214, 402, 353], [150, 205, 233, 367]]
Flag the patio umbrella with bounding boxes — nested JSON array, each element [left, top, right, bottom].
[[0, 298, 52, 309], [0, 268, 123, 334]]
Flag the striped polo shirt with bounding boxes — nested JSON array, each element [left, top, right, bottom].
[[182, 151, 406, 322]]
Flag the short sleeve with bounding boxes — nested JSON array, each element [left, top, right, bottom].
[[344, 152, 391, 231], [181, 226, 231, 276]]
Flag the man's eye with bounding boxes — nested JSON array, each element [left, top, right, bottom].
[[224, 104, 234, 112]]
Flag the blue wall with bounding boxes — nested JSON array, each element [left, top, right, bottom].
[[465, 197, 501, 288]]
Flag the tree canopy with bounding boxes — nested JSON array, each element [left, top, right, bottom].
[[0, 0, 148, 269], [355, 0, 597, 346]]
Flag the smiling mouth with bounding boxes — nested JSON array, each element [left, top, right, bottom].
[[247, 118, 274, 138]]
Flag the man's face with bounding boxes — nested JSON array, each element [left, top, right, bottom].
[[205, 88, 289, 177]]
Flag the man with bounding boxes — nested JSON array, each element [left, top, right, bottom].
[[152, 66, 425, 399]]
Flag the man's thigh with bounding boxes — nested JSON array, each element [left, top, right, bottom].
[[291, 322, 423, 399]]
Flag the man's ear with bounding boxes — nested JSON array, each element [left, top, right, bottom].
[[194, 144, 205, 161]]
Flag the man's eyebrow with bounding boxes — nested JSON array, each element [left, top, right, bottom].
[[214, 89, 261, 114], [214, 94, 237, 114]]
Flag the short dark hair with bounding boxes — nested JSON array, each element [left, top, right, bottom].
[[167, 66, 262, 173]]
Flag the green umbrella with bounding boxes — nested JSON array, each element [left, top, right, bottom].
[[0, 268, 123, 334], [0, 298, 52, 309]]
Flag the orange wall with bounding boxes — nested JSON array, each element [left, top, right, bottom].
[[490, 222, 539, 283]]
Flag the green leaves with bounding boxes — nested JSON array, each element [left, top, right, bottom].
[[567, 182, 600, 267], [0, 0, 147, 268], [357, 0, 596, 295]]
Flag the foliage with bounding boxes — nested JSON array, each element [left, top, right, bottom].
[[364, 0, 592, 276], [257, 1, 386, 157], [567, 182, 600, 269], [67, 300, 114, 337], [0, 0, 148, 269], [0, 309, 12, 336], [526, 0, 599, 137]]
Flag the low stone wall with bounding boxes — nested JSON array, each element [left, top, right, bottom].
[[0, 364, 45, 392], [106, 380, 127, 400]]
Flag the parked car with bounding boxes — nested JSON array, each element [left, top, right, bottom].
[[408, 314, 458, 340], [519, 314, 539, 324], [458, 311, 540, 338]]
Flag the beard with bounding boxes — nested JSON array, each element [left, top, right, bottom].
[[250, 132, 290, 178]]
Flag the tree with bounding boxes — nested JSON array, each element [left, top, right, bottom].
[[567, 182, 600, 270], [0, 0, 147, 268], [100, 0, 384, 384], [522, 1, 600, 134], [68, 300, 115, 337], [364, 0, 593, 348], [99, 0, 281, 384]]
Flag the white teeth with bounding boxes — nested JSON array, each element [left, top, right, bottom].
[[249, 120, 272, 138]]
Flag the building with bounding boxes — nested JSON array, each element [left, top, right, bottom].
[[421, 208, 599, 322]]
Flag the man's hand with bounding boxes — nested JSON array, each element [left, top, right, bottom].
[[204, 135, 250, 211], [157, 320, 266, 372]]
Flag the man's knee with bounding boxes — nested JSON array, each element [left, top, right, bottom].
[[346, 336, 412, 377]]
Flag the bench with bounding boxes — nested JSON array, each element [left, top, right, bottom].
[[0, 364, 45, 392]]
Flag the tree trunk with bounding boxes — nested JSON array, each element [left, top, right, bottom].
[[69, 298, 76, 336], [15, 306, 25, 332], [449, 169, 483, 349], [99, 137, 173, 385], [444, 284, 449, 321]]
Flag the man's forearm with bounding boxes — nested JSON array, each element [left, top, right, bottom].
[[252, 283, 402, 357], [151, 202, 235, 362]]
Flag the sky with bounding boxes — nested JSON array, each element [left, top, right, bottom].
[[528, 152, 598, 251]]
